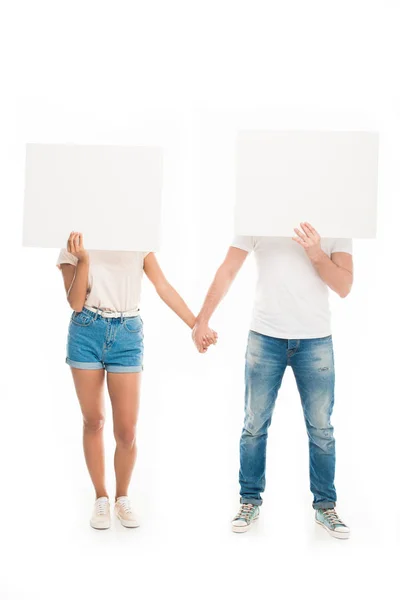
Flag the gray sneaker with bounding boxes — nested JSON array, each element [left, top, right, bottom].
[[315, 508, 350, 539], [231, 503, 260, 533]]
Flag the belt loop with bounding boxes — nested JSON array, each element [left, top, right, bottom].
[[94, 305, 100, 321], [120, 311, 124, 324]]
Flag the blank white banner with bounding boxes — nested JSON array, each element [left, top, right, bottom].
[[235, 131, 379, 238], [23, 143, 163, 251]]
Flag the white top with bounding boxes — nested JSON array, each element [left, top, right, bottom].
[[231, 236, 353, 339], [56, 249, 149, 313]]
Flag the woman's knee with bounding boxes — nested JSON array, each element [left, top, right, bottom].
[[83, 416, 105, 433], [114, 425, 137, 448]]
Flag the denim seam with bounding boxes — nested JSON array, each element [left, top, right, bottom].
[[70, 316, 95, 327], [123, 321, 143, 334], [101, 321, 110, 363]]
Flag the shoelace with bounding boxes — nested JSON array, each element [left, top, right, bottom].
[[117, 498, 133, 514], [321, 508, 345, 527], [235, 504, 255, 521], [95, 498, 109, 515]]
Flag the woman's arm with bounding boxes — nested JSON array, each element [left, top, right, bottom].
[[59, 232, 90, 311], [143, 253, 197, 329], [293, 222, 353, 298]]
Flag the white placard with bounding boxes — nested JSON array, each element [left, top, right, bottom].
[[23, 144, 163, 251], [235, 131, 379, 238]]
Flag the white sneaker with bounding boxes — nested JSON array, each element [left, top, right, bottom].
[[90, 497, 111, 530], [231, 504, 260, 533], [115, 496, 139, 528]]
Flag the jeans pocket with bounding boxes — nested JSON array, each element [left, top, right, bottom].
[[123, 316, 142, 333], [70, 310, 95, 327]]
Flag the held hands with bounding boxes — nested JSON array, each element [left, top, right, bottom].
[[192, 320, 218, 354], [67, 231, 89, 263], [292, 222, 323, 262]]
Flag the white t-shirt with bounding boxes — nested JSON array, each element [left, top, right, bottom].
[[56, 249, 149, 313], [231, 236, 353, 339]]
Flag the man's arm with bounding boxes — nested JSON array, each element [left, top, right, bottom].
[[311, 250, 353, 298], [192, 247, 249, 352], [311, 251, 353, 298], [293, 222, 353, 298]]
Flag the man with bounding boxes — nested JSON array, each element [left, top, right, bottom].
[[192, 222, 353, 539]]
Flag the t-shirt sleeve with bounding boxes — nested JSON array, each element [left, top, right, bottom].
[[56, 248, 78, 269], [230, 235, 255, 253], [331, 238, 353, 255]]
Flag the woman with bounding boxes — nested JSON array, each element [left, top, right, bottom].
[[57, 231, 216, 530]]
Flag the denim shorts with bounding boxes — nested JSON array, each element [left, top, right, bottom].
[[66, 307, 144, 373]]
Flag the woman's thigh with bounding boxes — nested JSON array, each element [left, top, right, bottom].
[[70, 367, 106, 423], [107, 373, 141, 436]]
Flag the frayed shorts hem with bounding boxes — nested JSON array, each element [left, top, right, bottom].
[[66, 358, 143, 373]]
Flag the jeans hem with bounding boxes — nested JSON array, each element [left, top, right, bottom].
[[66, 358, 103, 370], [313, 501, 336, 510], [240, 496, 263, 507], [106, 365, 143, 373]]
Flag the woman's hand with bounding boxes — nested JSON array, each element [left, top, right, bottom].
[[192, 320, 218, 353], [292, 222, 324, 262], [67, 231, 89, 263]]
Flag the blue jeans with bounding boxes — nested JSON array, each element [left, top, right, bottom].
[[240, 331, 336, 509]]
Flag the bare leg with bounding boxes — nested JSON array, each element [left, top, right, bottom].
[[70, 368, 107, 499], [107, 372, 141, 499]]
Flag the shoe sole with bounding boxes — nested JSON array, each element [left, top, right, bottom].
[[90, 521, 111, 530], [115, 513, 140, 528], [315, 518, 350, 539], [232, 514, 259, 533]]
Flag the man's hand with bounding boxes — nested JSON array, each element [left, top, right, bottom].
[[67, 231, 89, 263], [192, 321, 218, 354], [292, 222, 324, 262]]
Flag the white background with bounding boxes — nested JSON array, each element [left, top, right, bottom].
[[1, 1, 399, 599]]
